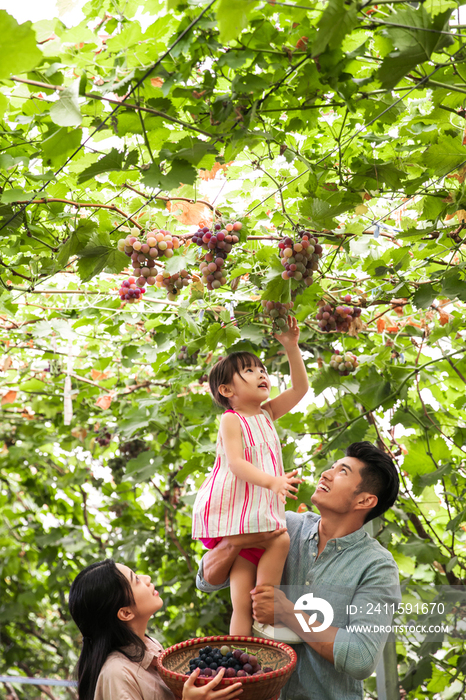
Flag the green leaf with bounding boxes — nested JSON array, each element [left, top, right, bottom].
[[77, 148, 126, 184], [412, 284, 438, 309], [357, 368, 391, 410], [176, 455, 204, 482], [423, 137, 466, 178], [312, 0, 358, 57], [124, 451, 163, 482], [205, 322, 241, 350], [441, 268, 466, 300], [56, 220, 97, 266], [41, 127, 82, 167], [0, 11, 42, 80], [142, 159, 197, 191], [216, 0, 259, 43], [377, 8, 454, 89], [398, 539, 443, 565], [49, 82, 82, 127], [77, 235, 127, 281], [0, 188, 30, 204], [261, 275, 291, 304], [118, 407, 150, 438]]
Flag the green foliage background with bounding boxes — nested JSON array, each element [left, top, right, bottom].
[[1, 0, 466, 697]]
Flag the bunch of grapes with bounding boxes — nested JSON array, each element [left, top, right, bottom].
[[118, 277, 146, 303], [192, 222, 242, 291], [96, 431, 112, 447], [107, 456, 125, 484], [120, 439, 148, 460], [260, 300, 293, 331], [316, 294, 362, 332], [187, 645, 272, 678], [177, 346, 199, 364], [117, 229, 181, 289], [278, 230, 323, 288], [329, 350, 359, 375], [155, 269, 191, 301]]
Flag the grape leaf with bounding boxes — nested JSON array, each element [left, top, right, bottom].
[[312, 0, 358, 58], [77, 148, 126, 184], [50, 82, 82, 127], [0, 11, 42, 80]]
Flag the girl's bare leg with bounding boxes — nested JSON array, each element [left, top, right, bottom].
[[255, 531, 290, 627], [229, 555, 257, 636]]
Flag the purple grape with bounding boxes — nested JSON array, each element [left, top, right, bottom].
[[225, 668, 237, 678], [243, 664, 253, 674]]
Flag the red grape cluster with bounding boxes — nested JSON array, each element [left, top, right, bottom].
[[192, 222, 242, 291], [329, 350, 359, 375], [118, 229, 181, 289], [260, 300, 293, 331], [96, 431, 112, 447], [278, 230, 323, 288], [188, 645, 272, 678], [177, 346, 199, 363], [155, 269, 191, 301], [118, 276, 146, 303], [316, 295, 362, 332]]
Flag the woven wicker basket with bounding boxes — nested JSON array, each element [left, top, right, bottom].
[[156, 635, 297, 700]]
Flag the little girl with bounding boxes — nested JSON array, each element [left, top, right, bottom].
[[192, 316, 309, 636]]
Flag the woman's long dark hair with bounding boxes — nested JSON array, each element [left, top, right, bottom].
[[68, 559, 146, 700]]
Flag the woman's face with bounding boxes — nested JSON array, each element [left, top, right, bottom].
[[116, 563, 164, 619]]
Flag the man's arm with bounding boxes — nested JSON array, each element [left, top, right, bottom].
[[201, 538, 241, 587], [196, 530, 288, 590], [251, 557, 401, 679], [250, 586, 337, 664]]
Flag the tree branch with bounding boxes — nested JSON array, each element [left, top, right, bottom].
[[79, 487, 104, 550], [123, 182, 223, 217], [9, 76, 214, 138], [11, 198, 144, 230]]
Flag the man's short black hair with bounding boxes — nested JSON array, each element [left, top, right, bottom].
[[347, 442, 399, 524]]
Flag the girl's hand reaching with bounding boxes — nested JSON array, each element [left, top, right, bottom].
[[274, 315, 300, 349], [182, 667, 243, 700], [271, 469, 302, 504]]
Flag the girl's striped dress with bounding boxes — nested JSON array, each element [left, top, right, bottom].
[[192, 408, 286, 539]]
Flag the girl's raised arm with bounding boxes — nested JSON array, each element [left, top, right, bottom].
[[261, 316, 309, 421]]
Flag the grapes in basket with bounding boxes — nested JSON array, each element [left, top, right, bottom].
[[188, 645, 273, 678]]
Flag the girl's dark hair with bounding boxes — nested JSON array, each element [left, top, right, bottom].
[[68, 559, 145, 700], [209, 352, 266, 409], [347, 442, 399, 524]]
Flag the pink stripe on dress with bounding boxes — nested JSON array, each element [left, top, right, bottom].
[[202, 455, 221, 533]]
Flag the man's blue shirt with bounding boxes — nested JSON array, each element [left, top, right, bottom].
[[196, 511, 400, 700]]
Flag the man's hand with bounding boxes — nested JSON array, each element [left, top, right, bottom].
[[250, 585, 337, 665], [250, 584, 292, 625], [201, 529, 287, 586]]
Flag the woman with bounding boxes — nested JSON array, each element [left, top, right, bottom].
[[69, 559, 243, 700]]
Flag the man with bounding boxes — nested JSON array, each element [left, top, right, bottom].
[[196, 441, 401, 700]]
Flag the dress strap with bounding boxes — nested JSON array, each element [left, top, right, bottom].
[[223, 409, 254, 446]]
